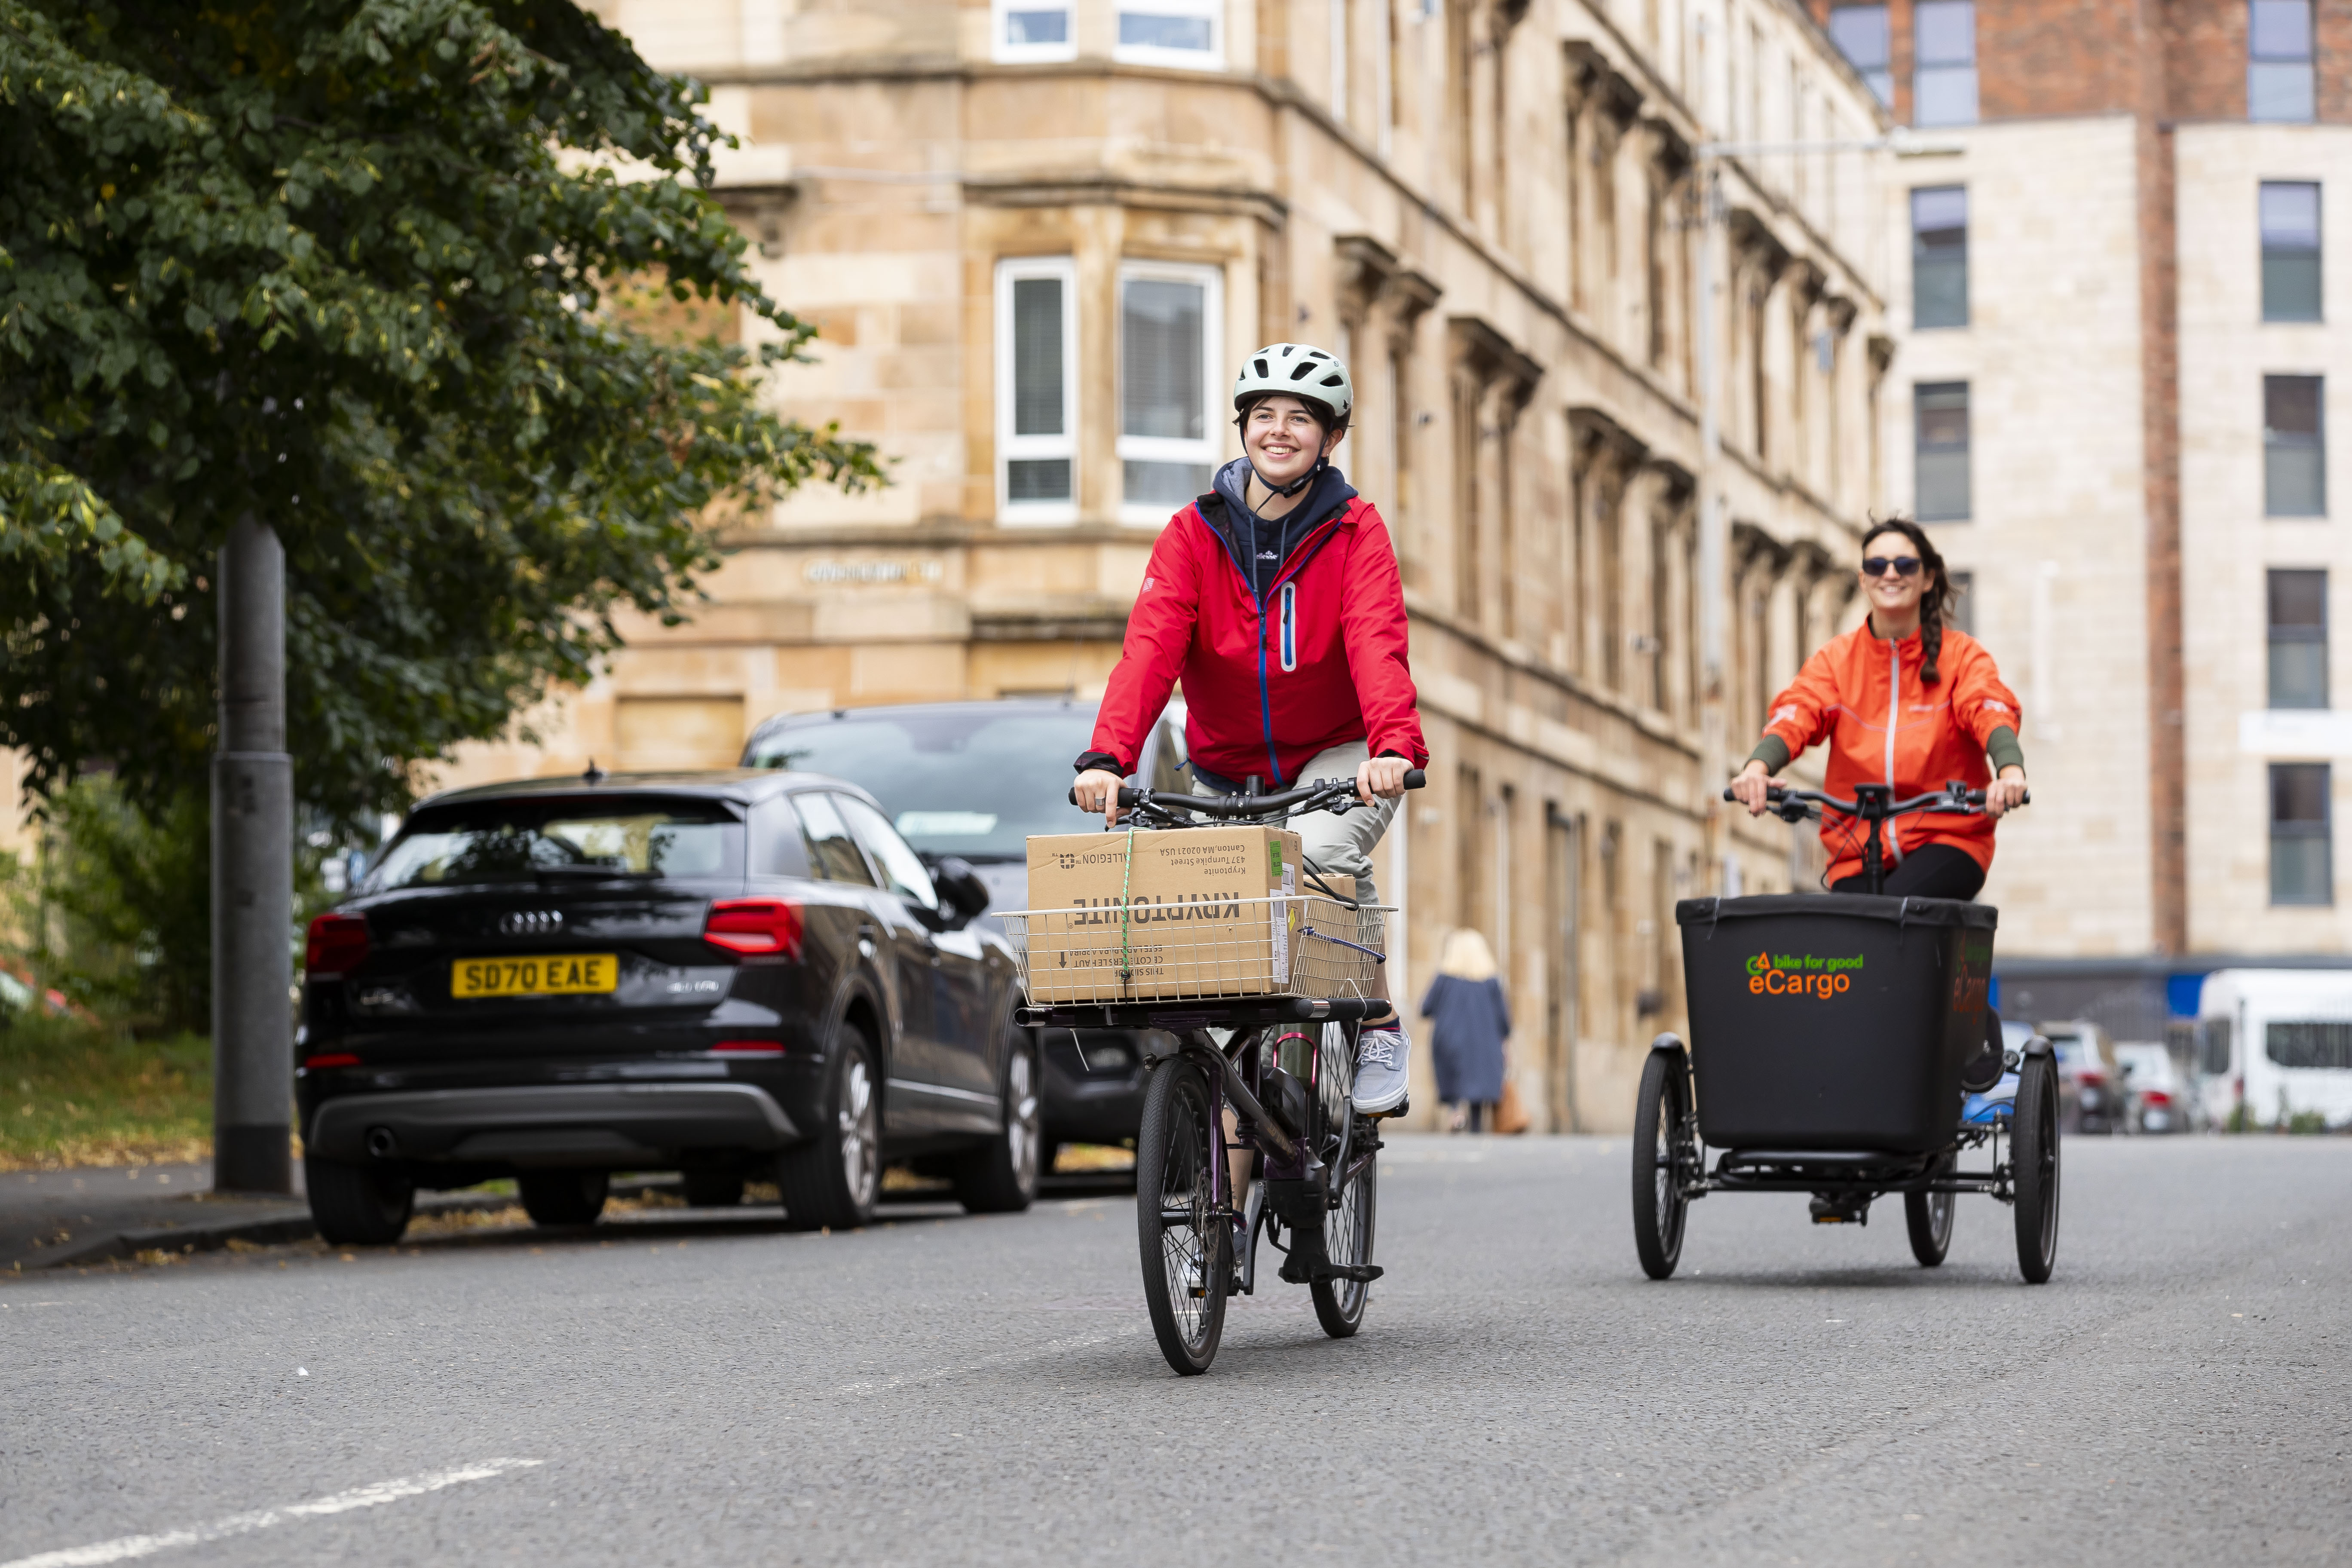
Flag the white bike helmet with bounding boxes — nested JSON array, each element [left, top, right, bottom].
[[1232, 342, 1354, 426]]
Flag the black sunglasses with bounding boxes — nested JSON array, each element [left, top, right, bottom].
[[1862, 555, 1923, 578]]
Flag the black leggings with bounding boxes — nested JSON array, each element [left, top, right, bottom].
[[1831, 842, 1985, 900]]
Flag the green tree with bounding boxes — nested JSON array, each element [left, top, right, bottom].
[[0, 0, 878, 833]]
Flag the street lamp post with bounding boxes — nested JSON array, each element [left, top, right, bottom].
[[212, 516, 294, 1196]]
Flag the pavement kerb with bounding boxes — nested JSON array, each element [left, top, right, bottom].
[[24, 1181, 669, 1271]]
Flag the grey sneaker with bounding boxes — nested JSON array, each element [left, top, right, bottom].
[[1353, 1024, 1410, 1115]]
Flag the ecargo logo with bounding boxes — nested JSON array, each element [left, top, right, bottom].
[[1745, 949, 1864, 999]]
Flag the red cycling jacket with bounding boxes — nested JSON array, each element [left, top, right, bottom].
[[1758, 623, 2023, 886], [1088, 492, 1429, 787]]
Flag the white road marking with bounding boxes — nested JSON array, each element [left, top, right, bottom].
[[1, 1459, 544, 1568]]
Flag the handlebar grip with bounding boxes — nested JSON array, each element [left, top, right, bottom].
[[1403, 769, 1426, 790], [1068, 784, 1148, 809]]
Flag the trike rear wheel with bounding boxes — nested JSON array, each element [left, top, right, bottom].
[[1135, 1054, 1229, 1375], [1632, 1046, 1693, 1280], [1904, 1155, 1956, 1266], [2012, 1053, 2061, 1283]]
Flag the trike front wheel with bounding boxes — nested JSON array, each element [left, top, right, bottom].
[[2012, 1053, 2061, 1283], [1905, 1155, 1956, 1266], [1632, 1046, 1693, 1280]]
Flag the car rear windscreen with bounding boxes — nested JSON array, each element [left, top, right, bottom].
[[745, 708, 1100, 861], [369, 797, 742, 888]]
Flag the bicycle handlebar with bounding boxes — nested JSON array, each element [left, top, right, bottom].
[[1070, 768, 1426, 821]]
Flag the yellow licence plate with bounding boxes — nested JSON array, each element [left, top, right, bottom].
[[452, 954, 619, 999]]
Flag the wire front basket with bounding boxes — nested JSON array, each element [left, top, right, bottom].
[[999, 895, 1390, 1006]]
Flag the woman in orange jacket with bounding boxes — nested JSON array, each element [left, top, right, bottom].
[[1729, 518, 2029, 899]]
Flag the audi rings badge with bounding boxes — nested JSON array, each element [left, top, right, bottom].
[[499, 909, 565, 937]]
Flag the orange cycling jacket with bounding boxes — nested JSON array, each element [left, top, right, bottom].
[[1755, 624, 2023, 888]]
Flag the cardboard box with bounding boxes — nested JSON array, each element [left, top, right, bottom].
[[1020, 827, 1302, 1002]]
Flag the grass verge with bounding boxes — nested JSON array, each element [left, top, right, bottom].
[[0, 1016, 211, 1170]]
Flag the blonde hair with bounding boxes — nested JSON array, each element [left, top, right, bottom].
[[1438, 927, 1497, 981]]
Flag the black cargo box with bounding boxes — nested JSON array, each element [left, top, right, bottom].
[[1674, 894, 1995, 1153]]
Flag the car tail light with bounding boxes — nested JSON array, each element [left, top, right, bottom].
[[303, 1052, 361, 1070], [704, 898, 804, 959], [305, 913, 371, 977], [2078, 1070, 2105, 1088], [2141, 1089, 2172, 1107], [712, 1040, 784, 1057]]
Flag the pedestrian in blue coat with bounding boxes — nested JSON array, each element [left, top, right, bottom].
[[1420, 928, 1510, 1132]]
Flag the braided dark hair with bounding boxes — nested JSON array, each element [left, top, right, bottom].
[[1860, 515, 1957, 685]]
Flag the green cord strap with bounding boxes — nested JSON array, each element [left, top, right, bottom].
[[1118, 823, 1138, 995]]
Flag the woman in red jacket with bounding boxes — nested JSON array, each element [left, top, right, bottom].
[[1729, 518, 2029, 898], [1074, 342, 1429, 1114]]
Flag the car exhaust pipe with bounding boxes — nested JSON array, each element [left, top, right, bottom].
[[365, 1126, 400, 1159]]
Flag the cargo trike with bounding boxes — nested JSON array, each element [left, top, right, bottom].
[[1636, 781, 2058, 1284]]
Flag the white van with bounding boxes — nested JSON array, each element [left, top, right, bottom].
[[2193, 970, 2352, 1130]]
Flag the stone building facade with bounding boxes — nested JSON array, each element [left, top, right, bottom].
[[1810, 0, 2352, 1035], [425, 0, 1896, 1131]]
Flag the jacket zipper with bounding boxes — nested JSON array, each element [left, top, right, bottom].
[[1884, 637, 1904, 864]]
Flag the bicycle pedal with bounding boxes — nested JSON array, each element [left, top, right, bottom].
[[1365, 1095, 1411, 1121]]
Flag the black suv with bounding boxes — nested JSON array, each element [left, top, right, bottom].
[[297, 771, 1036, 1244], [741, 698, 1191, 1169]]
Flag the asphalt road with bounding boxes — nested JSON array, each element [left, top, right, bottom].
[[3, 1135, 2347, 1567]]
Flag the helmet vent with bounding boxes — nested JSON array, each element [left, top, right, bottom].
[[1289, 362, 1315, 381]]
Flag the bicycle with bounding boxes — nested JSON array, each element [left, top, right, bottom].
[[1002, 769, 1424, 1374], [1638, 779, 2058, 1285]]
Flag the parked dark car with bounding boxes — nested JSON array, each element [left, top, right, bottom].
[[297, 771, 1037, 1245], [741, 698, 1191, 1169]]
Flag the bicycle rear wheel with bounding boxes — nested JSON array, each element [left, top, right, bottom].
[[1135, 1053, 1229, 1375], [1311, 1023, 1377, 1337]]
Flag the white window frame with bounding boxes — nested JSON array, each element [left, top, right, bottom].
[[992, 0, 1077, 63], [996, 256, 1080, 525], [1116, 259, 1225, 525], [1115, 0, 1225, 69]]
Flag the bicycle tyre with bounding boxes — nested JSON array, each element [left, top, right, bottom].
[[1904, 1155, 1955, 1267], [1311, 1022, 1376, 1337], [2012, 1053, 2060, 1283], [1135, 1054, 1229, 1375], [1631, 1047, 1691, 1280]]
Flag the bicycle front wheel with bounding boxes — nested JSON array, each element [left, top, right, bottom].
[[1135, 1053, 1229, 1375], [1312, 1022, 1376, 1337]]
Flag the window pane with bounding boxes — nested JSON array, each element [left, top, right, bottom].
[[2272, 833, 2333, 903], [2265, 1020, 2352, 1069], [2273, 762, 2330, 823], [1914, 65, 1979, 126], [2270, 642, 2328, 707], [1827, 5, 1889, 70], [2266, 375, 2326, 516], [792, 790, 878, 887], [2249, 0, 2313, 58], [1119, 10, 1213, 50], [835, 794, 940, 912], [1121, 278, 1205, 439], [2264, 254, 2324, 322], [1915, 382, 1971, 521], [1914, 1, 1975, 64], [2270, 763, 2332, 905], [1006, 7, 1068, 44], [1123, 459, 1212, 505], [2269, 447, 2328, 515], [2249, 61, 2315, 121], [2261, 181, 2321, 246], [1864, 68, 1893, 105], [2269, 568, 2327, 628], [1007, 457, 1071, 502], [1011, 277, 1064, 437], [2268, 374, 2323, 436], [1912, 186, 1969, 330]]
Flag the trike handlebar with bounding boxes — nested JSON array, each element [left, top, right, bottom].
[[1721, 779, 2027, 825]]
